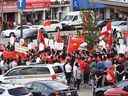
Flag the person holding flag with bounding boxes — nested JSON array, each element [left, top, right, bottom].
[[37, 28, 46, 52]]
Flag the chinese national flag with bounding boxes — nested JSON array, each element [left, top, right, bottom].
[[67, 36, 84, 53], [100, 21, 112, 37]]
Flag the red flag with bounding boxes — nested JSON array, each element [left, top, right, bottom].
[[37, 30, 45, 47], [100, 21, 112, 37], [43, 20, 51, 27], [67, 36, 84, 53], [106, 34, 113, 48], [55, 30, 62, 43]]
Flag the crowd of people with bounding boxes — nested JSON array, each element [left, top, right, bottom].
[[0, 21, 128, 91], [0, 39, 128, 90]]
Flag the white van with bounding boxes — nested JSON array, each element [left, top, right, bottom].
[[60, 11, 83, 30], [0, 64, 66, 84]]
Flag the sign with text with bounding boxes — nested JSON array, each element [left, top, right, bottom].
[[17, 0, 26, 10]]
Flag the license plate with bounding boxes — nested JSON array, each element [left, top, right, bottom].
[[67, 92, 71, 96]]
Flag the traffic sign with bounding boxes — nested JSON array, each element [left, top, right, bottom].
[[17, 0, 26, 10]]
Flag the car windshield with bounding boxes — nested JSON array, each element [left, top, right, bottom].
[[62, 15, 74, 21], [46, 81, 68, 90], [52, 66, 63, 73], [8, 87, 29, 95], [117, 81, 128, 88]]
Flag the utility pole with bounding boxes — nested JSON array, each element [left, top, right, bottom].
[[1, 0, 4, 31]]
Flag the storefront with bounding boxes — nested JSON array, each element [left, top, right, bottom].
[[0, 0, 70, 27], [95, 0, 128, 20]]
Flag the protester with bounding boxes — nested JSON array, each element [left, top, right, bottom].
[[73, 63, 81, 90], [63, 57, 72, 86]]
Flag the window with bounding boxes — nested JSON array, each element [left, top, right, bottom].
[[8, 87, 29, 95], [19, 67, 50, 75], [5, 68, 23, 76], [73, 16, 78, 21], [22, 26, 30, 29], [5, 67, 50, 76], [0, 88, 4, 94], [51, 21, 59, 24], [120, 22, 127, 26], [62, 15, 74, 21], [31, 82, 48, 92], [53, 66, 63, 73]]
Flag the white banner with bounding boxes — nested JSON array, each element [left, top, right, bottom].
[[15, 43, 29, 53], [55, 42, 64, 50]]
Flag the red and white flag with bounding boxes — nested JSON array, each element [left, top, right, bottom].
[[100, 21, 112, 37]]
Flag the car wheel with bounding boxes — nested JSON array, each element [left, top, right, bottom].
[[56, 27, 60, 32], [96, 91, 104, 96]]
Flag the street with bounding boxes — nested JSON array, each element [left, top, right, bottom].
[[80, 88, 92, 96]]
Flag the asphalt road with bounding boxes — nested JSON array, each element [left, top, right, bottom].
[[80, 88, 92, 96]]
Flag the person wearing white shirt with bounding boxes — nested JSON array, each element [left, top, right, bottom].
[[64, 62, 72, 85], [73, 63, 81, 90], [36, 57, 41, 63]]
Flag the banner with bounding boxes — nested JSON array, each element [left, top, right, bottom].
[[15, 43, 29, 54], [26, 0, 51, 9], [55, 42, 64, 50]]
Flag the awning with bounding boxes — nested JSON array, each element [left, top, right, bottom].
[[72, 0, 107, 11], [26, 0, 51, 9]]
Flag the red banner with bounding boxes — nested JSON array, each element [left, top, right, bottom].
[[3, 51, 28, 61], [26, 0, 51, 9]]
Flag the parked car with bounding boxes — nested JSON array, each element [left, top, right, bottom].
[[1, 25, 37, 38], [33, 20, 62, 32], [96, 20, 128, 32], [0, 63, 66, 84], [26, 80, 78, 96], [112, 21, 128, 32], [104, 85, 128, 96], [60, 11, 83, 30], [0, 82, 32, 96], [95, 80, 128, 96]]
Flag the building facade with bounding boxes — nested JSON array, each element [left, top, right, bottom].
[[95, 0, 128, 20], [0, 0, 70, 25]]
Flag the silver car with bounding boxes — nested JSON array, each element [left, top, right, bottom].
[[1, 25, 37, 38]]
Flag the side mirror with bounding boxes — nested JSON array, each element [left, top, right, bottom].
[[123, 86, 128, 91]]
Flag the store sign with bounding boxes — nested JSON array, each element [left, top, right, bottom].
[[26, 0, 51, 9]]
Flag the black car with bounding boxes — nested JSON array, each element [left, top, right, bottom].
[[26, 80, 79, 96]]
